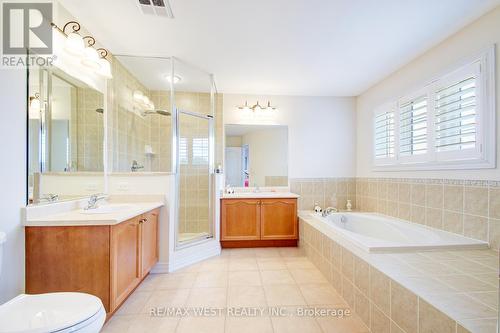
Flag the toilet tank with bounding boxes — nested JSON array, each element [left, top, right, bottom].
[[0, 232, 5, 277]]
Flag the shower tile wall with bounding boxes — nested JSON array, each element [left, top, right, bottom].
[[289, 178, 357, 211], [74, 87, 104, 171], [356, 178, 500, 251]]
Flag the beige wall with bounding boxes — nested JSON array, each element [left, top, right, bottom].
[[356, 6, 500, 180]]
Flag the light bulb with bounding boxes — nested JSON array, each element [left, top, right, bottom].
[[64, 32, 84, 56], [81, 46, 101, 70], [98, 57, 112, 78], [165, 75, 181, 84]]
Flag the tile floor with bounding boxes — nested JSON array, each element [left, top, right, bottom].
[[102, 247, 369, 333]]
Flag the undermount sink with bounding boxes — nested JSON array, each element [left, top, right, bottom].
[[80, 204, 137, 214]]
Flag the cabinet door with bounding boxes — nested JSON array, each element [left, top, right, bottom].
[[140, 209, 159, 278], [260, 199, 298, 240], [110, 217, 141, 311], [221, 199, 261, 240]]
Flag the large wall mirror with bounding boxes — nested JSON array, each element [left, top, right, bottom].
[[225, 124, 288, 188], [28, 66, 105, 205]]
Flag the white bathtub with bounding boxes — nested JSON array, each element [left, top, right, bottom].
[[305, 212, 489, 252]]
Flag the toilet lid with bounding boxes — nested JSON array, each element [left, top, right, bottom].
[[0, 292, 104, 333]]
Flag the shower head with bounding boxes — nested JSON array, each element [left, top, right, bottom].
[[143, 110, 171, 117], [95, 108, 104, 114]]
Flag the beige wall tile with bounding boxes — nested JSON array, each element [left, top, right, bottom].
[[390, 281, 417, 333], [399, 183, 411, 203], [342, 248, 354, 282], [354, 288, 370, 327], [443, 211, 464, 234], [342, 277, 355, 307], [426, 184, 443, 209], [418, 299, 456, 333], [369, 267, 390, 316], [370, 304, 390, 333], [444, 185, 464, 212], [488, 188, 500, 219], [354, 256, 369, 295], [425, 208, 443, 229], [489, 218, 500, 251], [398, 203, 411, 221], [411, 183, 426, 206], [411, 205, 426, 225], [387, 183, 399, 202], [463, 214, 488, 241], [464, 186, 488, 217]]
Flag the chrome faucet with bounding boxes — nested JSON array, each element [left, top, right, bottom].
[[253, 183, 260, 193], [131, 160, 144, 172], [322, 206, 338, 217], [85, 194, 107, 210]]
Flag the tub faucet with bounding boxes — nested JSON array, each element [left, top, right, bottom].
[[131, 160, 144, 172], [322, 207, 338, 217], [41, 193, 59, 202], [85, 194, 106, 210]]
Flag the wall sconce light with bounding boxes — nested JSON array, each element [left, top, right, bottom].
[[51, 21, 113, 79], [237, 101, 277, 112]]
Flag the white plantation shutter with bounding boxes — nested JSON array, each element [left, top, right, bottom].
[[179, 137, 188, 165], [435, 77, 476, 152], [192, 137, 209, 165], [399, 95, 428, 158], [374, 110, 395, 160]]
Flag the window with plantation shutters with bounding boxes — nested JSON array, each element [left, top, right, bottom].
[[374, 110, 395, 160], [435, 77, 476, 152], [372, 47, 495, 170], [399, 95, 428, 158]]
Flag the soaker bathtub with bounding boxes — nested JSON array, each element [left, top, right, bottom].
[[305, 212, 489, 252]]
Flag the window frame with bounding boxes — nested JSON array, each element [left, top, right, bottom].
[[373, 102, 397, 166], [372, 46, 496, 171]]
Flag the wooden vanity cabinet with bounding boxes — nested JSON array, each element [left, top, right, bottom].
[[26, 208, 160, 316], [221, 198, 297, 247]]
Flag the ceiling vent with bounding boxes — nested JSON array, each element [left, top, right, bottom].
[[137, 0, 174, 18]]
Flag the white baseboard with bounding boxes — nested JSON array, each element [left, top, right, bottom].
[[169, 240, 221, 272], [150, 261, 170, 274]]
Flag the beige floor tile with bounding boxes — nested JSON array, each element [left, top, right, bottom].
[[126, 314, 179, 333], [263, 284, 306, 306], [101, 314, 134, 333], [176, 316, 225, 333], [228, 285, 267, 307], [228, 258, 258, 271], [289, 268, 328, 284], [115, 291, 152, 316], [260, 270, 296, 285], [284, 257, 317, 270], [257, 257, 287, 270], [315, 313, 369, 333], [225, 316, 273, 333], [142, 289, 190, 311], [228, 270, 262, 286], [278, 247, 305, 257], [254, 247, 281, 258], [271, 315, 322, 333], [226, 248, 256, 258], [199, 258, 229, 272], [185, 287, 227, 307], [135, 274, 164, 292], [299, 283, 346, 305], [157, 272, 197, 290], [193, 271, 228, 288]]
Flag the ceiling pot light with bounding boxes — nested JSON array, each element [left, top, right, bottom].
[[64, 32, 85, 56], [165, 74, 181, 84], [81, 46, 101, 70]]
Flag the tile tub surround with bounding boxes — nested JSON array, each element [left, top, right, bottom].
[[355, 178, 500, 251], [289, 178, 357, 212], [298, 213, 499, 333]]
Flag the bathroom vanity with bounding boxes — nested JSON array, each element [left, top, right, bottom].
[[220, 192, 299, 248], [24, 203, 162, 317]]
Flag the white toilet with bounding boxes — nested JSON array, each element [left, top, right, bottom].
[[0, 232, 106, 333]]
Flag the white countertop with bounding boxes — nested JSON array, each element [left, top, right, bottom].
[[25, 202, 164, 227], [222, 192, 300, 199]]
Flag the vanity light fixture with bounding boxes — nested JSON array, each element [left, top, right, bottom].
[[51, 21, 113, 79], [237, 101, 277, 112], [164, 74, 181, 84]]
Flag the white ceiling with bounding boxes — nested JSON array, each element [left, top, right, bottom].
[[59, 0, 500, 96]]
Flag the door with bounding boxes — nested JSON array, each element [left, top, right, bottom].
[[225, 147, 242, 186], [110, 217, 141, 310], [221, 199, 261, 240], [260, 199, 298, 239], [140, 209, 159, 277]]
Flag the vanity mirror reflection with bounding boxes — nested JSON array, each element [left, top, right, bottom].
[[28, 66, 105, 205], [224, 124, 288, 188]]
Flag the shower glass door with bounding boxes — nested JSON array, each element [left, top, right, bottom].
[[174, 58, 215, 248], [177, 111, 213, 245]]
